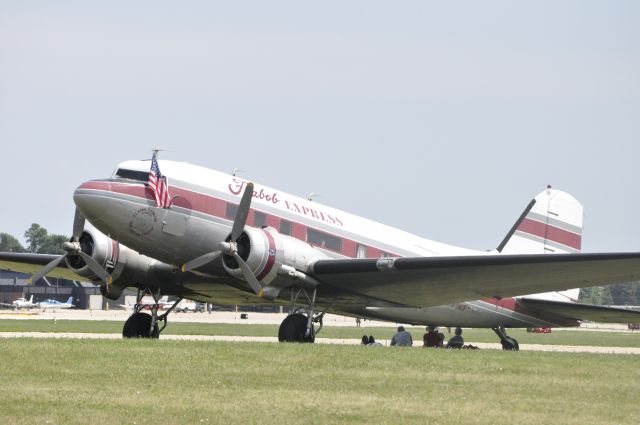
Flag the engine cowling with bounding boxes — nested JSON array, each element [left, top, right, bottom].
[[64, 227, 163, 299], [221, 226, 330, 297]]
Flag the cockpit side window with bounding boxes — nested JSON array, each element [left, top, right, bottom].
[[115, 168, 148, 182]]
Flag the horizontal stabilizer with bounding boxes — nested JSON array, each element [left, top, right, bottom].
[[518, 298, 640, 323]]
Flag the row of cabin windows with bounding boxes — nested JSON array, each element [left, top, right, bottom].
[[112, 173, 388, 258], [225, 203, 387, 258]]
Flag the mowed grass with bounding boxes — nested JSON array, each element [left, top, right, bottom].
[[0, 339, 638, 425], [1, 319, 640, 347]]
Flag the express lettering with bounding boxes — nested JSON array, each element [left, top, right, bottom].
[[285, 200, 344, 227]]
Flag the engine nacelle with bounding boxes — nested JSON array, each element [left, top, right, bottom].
[[221, 226, 330, 296], [64, 226, 163, 299]]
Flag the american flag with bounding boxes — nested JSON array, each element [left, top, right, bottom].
[[148, 152, 172, 208]]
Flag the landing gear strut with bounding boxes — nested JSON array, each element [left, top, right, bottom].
[[278, 287, 334, 343], [122, 288, 181, 339], [492, 326, 520, 350]]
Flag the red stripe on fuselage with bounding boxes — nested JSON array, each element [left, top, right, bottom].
[[77, 180, 400, 258], [517, 218, 581, 250], [257, 229, 277, 281]]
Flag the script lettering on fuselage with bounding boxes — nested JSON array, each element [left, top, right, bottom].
[[228, 179, 344, 227]]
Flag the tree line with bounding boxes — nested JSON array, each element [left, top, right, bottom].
[[1, 224, 639, 306], [1, 224, 68, 255]]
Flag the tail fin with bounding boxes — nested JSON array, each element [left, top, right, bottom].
[[28, 295, 33, 303], [499, 186, 583, 302], [66, 296, 73, 305], [498, 186, 583, 255]]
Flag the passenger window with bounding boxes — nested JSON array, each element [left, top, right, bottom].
[[254, 211, 267, 228], [307, 228, 342, 252], [226, 203, 238, 220], [280, 220, 292, 235]]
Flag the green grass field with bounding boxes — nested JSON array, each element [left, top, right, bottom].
[[1, 319, 640, 347], [0, 338, 638, 424]]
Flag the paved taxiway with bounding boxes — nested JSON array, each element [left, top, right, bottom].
[[0, 309, 638, 354], [0, 331, 639, 354]]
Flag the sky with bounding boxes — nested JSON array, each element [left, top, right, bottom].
[[1, 1, 639, 253]]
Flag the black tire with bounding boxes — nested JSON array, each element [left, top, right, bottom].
[[501, 337, 519, 351], [122, 312, 159, 338], [278, 313, 315, 343]]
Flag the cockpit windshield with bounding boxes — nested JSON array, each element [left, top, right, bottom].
[[114, 168, 148, 182]]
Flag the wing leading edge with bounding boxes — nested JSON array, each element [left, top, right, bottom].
[[0, 252, 85, 281], [310, 253, 640, 308]]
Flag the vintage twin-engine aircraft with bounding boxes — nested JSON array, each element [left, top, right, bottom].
[[1, 157, 640, 348]]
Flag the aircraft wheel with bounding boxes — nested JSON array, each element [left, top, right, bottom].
[[123, 312, 159, 339], [278, 313, 315, 343], [501, 337, 519, 351]]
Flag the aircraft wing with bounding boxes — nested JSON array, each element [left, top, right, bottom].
[[310, 253, 640, 308], [0, 252, 86, 281], [517, 298, 640, 323]]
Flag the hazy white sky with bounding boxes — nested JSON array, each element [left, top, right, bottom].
[[1, 1, 639, 252]]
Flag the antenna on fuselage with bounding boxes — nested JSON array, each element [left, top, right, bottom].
[[232, 168, 245, 176], [149, 149, 175, 159], [308, 193, 320, 201]]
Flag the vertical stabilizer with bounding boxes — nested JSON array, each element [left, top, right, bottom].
[[499, 186, 583, 302], [66, 296, 73, 305], [498, 186, 583, 255]]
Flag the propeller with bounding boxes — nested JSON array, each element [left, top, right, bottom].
[[29, 208, 112, 287], [181, 182, 265, 297]]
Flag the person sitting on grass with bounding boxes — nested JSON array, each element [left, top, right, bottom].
[[361, 335, 370, 345], [423, 325, 441, 347], [390, 326, 413, 347], [446, 327, 464, 349], [367, 335, 382, 347]]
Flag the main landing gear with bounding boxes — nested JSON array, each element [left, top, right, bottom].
[[492, 326, 520, 351], [122, 288, 181, 339], [278, 287, 334, 343]]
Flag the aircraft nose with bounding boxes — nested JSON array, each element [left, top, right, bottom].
[[73, 181, 112, 223]]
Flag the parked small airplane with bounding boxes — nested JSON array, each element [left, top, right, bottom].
[[38, 296, 74, 310], [1, 155, 639, 348], [0, 295, 37, 309]]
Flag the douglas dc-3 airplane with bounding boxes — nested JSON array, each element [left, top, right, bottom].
[[1, 155, 640, 349]]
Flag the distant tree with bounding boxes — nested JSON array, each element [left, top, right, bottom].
[[38, 233, 67, 255], [601, 286, 614, 305], [24, 223, 48, 253], [0, 233, 25, 252], [579, 287, 602, 305], [609, 282, 639, 306]]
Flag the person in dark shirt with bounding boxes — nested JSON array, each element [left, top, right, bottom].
[[446, 327, 464, 349], [423, 325, 441, 347]]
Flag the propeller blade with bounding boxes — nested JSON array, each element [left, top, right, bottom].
[[230, 182, 254, 242], [181, 251, 222, 272], [29, 255, 67, 285], [232, 252, 264, 296], [77, 251, 111, 285], [72, 208, 85, 241]]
